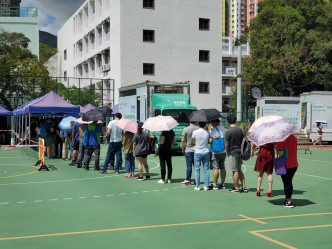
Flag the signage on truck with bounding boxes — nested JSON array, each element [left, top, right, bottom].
[[262, 106, 300, 129], [119, 96, 137, 120], [311, 104, 332, 132]]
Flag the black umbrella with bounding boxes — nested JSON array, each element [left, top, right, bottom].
[[96, 106, 112, 116], [82, 109, 104, 121], [188, 109, 221, 122]]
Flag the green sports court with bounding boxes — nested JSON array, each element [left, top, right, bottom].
[[0, 146, 331, 249]]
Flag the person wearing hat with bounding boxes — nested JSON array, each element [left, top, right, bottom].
[[132, 122, 150, 180]]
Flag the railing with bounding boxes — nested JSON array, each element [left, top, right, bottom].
[[222, 86, 233, 96], [0, 7, 38, 17], [222, 36, 250, 56], [222, 66, 237, 76]]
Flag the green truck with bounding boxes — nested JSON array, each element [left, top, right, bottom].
[[118, 82, 197, 154]]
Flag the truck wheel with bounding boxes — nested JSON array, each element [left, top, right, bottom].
[[154, 142, 159, 155]]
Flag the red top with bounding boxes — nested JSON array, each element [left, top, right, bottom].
[[276, 134, 298, 168]]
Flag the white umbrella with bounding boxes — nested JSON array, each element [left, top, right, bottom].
[[249, 115, 284, 132], [248, 118, 296, 146], [142, 116, 179, 131]]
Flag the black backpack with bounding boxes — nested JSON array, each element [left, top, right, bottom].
[[240, 128, 251, 161]]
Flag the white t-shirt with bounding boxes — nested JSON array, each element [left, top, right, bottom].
[[192, 128, 210, 154], [107, 120, 123, 142]]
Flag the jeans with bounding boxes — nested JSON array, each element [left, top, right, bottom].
[[124, 153, 135, 173], [103, 141, 122, 171], [194, 152, 210, 187], [84, 145, 100, 169], [281, 167, 297, 199], [185, 152, 194, 181], [76, 144, 87, 166], [159, 153, 172, 180]]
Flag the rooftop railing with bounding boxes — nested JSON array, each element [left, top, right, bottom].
[[0, 7, 38, 18]]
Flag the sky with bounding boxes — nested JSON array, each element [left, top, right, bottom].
[[21, 0, 86, 36]]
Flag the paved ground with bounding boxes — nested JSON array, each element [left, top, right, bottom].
[[0, 145, 331, 249]]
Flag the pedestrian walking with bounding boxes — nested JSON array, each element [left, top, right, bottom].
[[225, 114, 248, 193], [180, 121, 198, 185], [133, 122, 150, 180], [313, 122, 323, 147], [100, 113, 123, 174], [157, 129, 176, 184], [192, 122, 211, 191]]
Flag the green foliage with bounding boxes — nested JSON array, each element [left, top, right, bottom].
[[39, 42, 57, 64], [242, 0, 332, 96], [64, 86, 101, 107]]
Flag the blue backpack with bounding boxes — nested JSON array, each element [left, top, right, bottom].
[[212, 128, 225, 153]]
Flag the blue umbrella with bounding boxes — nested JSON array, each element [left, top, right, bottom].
[[315, 120, 328, 124], [58, 116, 77, 131]]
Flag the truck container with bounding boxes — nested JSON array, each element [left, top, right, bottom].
[[119, 82, 197, 153]]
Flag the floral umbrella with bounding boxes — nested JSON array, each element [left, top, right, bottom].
[[249, 115, 284, 132], [248, 118, 296, 146]]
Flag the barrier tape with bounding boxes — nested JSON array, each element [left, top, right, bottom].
[[0, 130, 11, 132]]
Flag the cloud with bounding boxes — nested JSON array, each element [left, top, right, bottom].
[[21, 0, 85, 35]]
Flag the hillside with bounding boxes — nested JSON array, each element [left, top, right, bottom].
[[39, 30, 57, 48]]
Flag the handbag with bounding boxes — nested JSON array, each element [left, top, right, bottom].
[[274, 147, 288, 175], [212, 127, 225, 153]]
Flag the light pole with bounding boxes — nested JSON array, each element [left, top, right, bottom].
[[236, 0, 242, 122]]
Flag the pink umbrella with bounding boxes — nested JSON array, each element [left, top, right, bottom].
[[142, 116, 179, 131], [249, 115, 284, 132], [76, 117, 103, 124], [115, 119, 138, 133], [248, 118, 296, 146]]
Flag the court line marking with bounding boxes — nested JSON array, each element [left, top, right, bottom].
[[249, 224, 332, 249], [0, 160, 160, 185], [238, 214, 267, 224], [0, 212, 331, 241], [0, 164, 39, 179], [298, 158, 332, 164]]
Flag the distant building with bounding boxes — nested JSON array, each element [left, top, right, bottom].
[[53, 0, 224, 110], [0, 0, 21, 16], [0, 6, 39, 58]]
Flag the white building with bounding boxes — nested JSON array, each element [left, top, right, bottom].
[[54, 0, 223, 110]]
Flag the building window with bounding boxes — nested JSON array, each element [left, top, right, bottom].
[[199, 50, 210, 62], [64, 49, 67, 60], [143, 30, 155, 42], [143, 0, 154, 9], [143, 63, 154, 75], [199, 82, 209, 94], [64, 70, 67, 81], [199, 18, 210, 30]]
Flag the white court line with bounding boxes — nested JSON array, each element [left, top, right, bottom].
[[33, 200, 42, 203], [93, 196, 101, 198], [79, 197, 87, 199], [49, 199, 58, 201], [64, 198, 73, 200], [16, 201, 26, 204], [0, 160, 160, 186], [0, 202, 9, 205]]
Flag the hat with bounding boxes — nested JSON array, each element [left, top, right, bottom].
[[138, 122, 144, 128]]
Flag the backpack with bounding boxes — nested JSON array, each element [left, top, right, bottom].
[[212, 127, 225, 153], [240, 129, 251, 161]]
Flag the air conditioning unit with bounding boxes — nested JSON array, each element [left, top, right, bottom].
[[102, 64, 110, 72]]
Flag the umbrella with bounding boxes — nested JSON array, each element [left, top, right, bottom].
[[82, 109, 104, 121], [188, 109, 221, 122], [76, 117, 103, 124], [142, 116, 179, 131], [248, 118, 296, 147], [249, 115, 284, 132], [314, 120, 328, 124], [115, 119, 138, 133], [96, 106, 112, 117], [58, 116, 77, 131]]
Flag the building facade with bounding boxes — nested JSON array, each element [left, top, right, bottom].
[[54, 0, 223, 110], [0, 0, 21, 16]]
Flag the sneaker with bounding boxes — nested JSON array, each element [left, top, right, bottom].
[[194, 186, 200, 191], [68, 161, 76, 166], [283, 201, 294, 208], [229, 187, 240, 193], [241, 187, 248, 193], [219, 184, 226, 189], [181, 180, 190, 185], [204, 186, 211, 191], [145, 175, 151, 180], [157, 179, 165, 184], [213, 185, 218, 190], [115, 170, 119, 174], [84, 167, 89, 171], [94, 167, 100, 171], [184, 181, 190, 186], [167, 179, 171, 184], [76, 164, 82, 168], [137, 176, 144, 181], [99, 170, 107, 174]]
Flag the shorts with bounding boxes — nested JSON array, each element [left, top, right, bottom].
[[73, 140, 80, 150], [227, 154, 242, 171], [135, 154, 147, 158], [211, 153, 226, 170], [44, 136, 54, 146]]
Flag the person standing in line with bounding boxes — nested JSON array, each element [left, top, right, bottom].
[[181, 121, 198, 185], [61, 121, 73, 161], [210, 119, 227, 190], [69, 121, 81, 166], [76, 124, 88, 168], [276, 134, 298, 208], [313, 122, 323, 147], [224, 114, 248, 193], [122, 131, 135, 178], [100, 113, 123, 174], [133, 122, 150, 181], [157, 129, 176, 184], [192, 122, 211, 191], [251, 143, 275, 197], [83, 121, 102, 171]]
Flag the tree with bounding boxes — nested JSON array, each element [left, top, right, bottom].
[[66, 86, 101, 107], [39, 42, 57, 64], [242, 0, 332, 96]]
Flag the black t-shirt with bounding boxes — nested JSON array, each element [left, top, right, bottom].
[[225, 126, 244, 156], [159, 130, 175, 154]]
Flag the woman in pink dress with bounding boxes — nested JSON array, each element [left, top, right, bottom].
[[251, 143, 275, 197]]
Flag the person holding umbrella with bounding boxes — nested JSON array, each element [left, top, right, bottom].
[[313, 122, 323, 147], [133, 122, 150, 180]]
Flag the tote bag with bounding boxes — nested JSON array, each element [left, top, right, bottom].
[[274, 156, 286, 175], [212, 128, 225, 153]]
